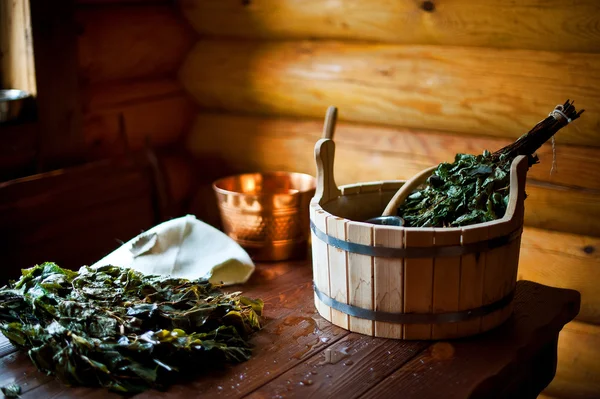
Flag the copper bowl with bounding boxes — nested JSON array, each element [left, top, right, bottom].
[[212, 171, 316, 261]]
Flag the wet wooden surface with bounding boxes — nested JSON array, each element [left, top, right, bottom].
[[0, 260, 580, 399]]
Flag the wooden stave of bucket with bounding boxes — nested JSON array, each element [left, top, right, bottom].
[[310, 138, 529, 340]]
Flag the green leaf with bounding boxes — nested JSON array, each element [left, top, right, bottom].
[[1, 383, 21, 398], [0, 263, 264, 394], [398, 152, 514, 228]]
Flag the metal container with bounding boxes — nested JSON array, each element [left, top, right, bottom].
[[213, 171, 316, 261], [0, 90, 31, 123]]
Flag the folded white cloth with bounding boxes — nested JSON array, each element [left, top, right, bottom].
[[90, 215, 255, 285]]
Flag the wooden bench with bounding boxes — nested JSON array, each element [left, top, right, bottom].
[[0, 260, 580, 399]]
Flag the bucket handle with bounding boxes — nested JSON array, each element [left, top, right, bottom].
[[313, 139, 341, 205]]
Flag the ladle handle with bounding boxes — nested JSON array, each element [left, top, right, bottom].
[[381, 165, 438, 217], [322, 106, 338, 140]]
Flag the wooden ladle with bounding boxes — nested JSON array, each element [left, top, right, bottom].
[[365, 165, 438, 226], [322, 106, 337, 139]]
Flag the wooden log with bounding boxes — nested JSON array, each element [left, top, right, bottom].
[[518, 228, 600, 324], [186, 113, 600, 237], [544, 321, 600, 399], [179, 0, 600, 53], [179, 41, 600, 147], [186, 114, 600, 191], [77, 5, 196, 83], [158, 151, 194, 206], [83, 80, 196, 158], [81, 78, 185, 112]]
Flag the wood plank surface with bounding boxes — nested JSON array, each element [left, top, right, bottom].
[[327, 217, 349, 330], [403, 228, 434, 340], [179, 41, 600, 147], [77, 5, 196, 83], [0, 262, 581, 399], [179, 0, 600, 53], [246, 334, 429, 399], [431, 229, 461, 339], [519, 228, 600, 324], [361, 281, 580, 399], [373, 226, 404, 339], [186, 114, 600, 237], [346, 222, 374, 336]]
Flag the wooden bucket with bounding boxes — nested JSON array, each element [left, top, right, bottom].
[[309, 138, 529, 340]]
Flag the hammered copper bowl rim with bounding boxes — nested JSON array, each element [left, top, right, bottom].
[[212, 171, 316, 198]]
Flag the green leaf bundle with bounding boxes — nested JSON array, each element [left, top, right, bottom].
[[398, 100, 584, 227], [0, 262, 264, 393]]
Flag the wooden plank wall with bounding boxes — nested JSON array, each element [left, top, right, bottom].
[[75, 0, 198, 210], [177, 2, 600, 397]]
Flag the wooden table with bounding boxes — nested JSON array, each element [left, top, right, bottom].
[[0, 260, 580, 399]]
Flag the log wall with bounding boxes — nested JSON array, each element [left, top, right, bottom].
[[74, 0, 198, 210], [177, 2, 600, 397]]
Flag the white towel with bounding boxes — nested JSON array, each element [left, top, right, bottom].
[[90, 215, 255, 285]]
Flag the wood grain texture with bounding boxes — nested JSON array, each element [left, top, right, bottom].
[[186, 114, 600, 191], [519, 227, 600, 324], [159, 151, 194, 206], [403, 228, 434, 340], [81, 78, 186, 112], [30, 0, 84, 170], [362, 281, 580, 399], [312, 209, 332, 322], [1, 0, 36, 94], [481, 223, 514, 332], [179, 40, 600, 146], [431, 229, 461, 339], [186, 114, 600, 237], [77, 5, 196, 83], [246, 334, 428, 399], [327, 217, 349, 329], [544, 321, 600, 399], [179, 0, 600, 53], [83, 84, 196, 158], [346, 222, 374, 336], [457, 226, 487, 336], [373, 226, 403, 339], [0, 157, 159, 280], [0, 264, 581, 399]]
